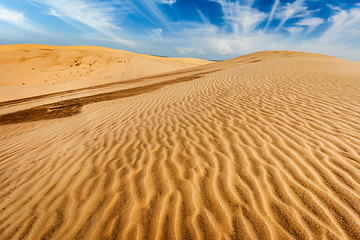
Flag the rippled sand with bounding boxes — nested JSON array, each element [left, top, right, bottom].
[[1, 50, 360, 239]]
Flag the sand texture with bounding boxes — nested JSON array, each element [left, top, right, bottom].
[[1, 50, 360, 239]]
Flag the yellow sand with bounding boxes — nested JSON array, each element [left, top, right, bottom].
[[1, 49, 360, 240], [0, 44, 211, 101]]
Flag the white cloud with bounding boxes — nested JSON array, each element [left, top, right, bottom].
[[140, 2, 360, 61], [212, 39, 233, 54], [239, 0, 256, 7], [177, 22, 219, 36], [175, 47, 196, 54], [214, 0, 267, 35], [2, 0, 359, 62], [29, 0, 134, 46], [197, 9, 209, 23], [174, 47, 207, 55], [0, 7, 24, 22], [319, 7, 360, 43], [152, 28, 163, 36], [157, 0, 176, 5], [265, 0, 279, 30], [141, 0, 173, 31], [275, 0, 308, 30], [197, 49, 206, 54], [0, 6, 39, 32], [151, 28, 164, 42], [285, 26, 304, 36], [296, 17, 324, 34], [295, 41, 360, 62]]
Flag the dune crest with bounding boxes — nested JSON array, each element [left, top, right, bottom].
[[1, 50, 360, 239]]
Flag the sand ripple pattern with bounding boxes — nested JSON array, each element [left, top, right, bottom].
[[1, 53, 360, 239]]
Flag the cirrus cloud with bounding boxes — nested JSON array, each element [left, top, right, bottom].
[[0, 0, 359, 61]]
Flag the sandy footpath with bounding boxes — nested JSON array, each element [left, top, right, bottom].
[[1, 49, 360, 239]]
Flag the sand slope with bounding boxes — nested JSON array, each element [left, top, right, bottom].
[[1, 51, 360, 239], [0, 44, 211, 86]]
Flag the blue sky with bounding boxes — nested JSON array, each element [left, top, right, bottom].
[[1, 0, 360, 61]]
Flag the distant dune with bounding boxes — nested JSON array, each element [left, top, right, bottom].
[[1, 49, 360, 239], [0, 44, 211, 101]]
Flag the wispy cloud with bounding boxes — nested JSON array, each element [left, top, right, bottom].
[[157, 0, 176, 5], [319, 6, 360, 43], [175, 47, 207, 54], [29, 0, 134, 46], [214, 0, 267, 35], [140, 0, 174, 30], [0, 6, 24, 23], [158, 1, 360, 61], [284, 26, 304, 36], [2, 0, 360, 61], [197, 49, 206, 54], [264, 0, 279, 30], [275, 0, 308, 30], [296, 17, 324, 34], [150, 28, 164, 42], [211, 38, 233, 54], [175, 47, 197, 54], [197, 9, 209, 23], [0, 6, 40, 32]]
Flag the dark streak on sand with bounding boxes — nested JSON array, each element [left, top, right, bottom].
[[0, 67, 211, 108], [236, 59, 262, 64], [0, 70, 219, 125]]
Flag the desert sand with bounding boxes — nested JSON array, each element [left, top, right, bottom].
[[0, 44, 211, 102], [1, 48, 360, 240]]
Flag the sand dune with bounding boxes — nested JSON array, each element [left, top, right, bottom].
[[1, 50, 360, 239], [0, 44, 211, 87], [0, 44, 212, 102]]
